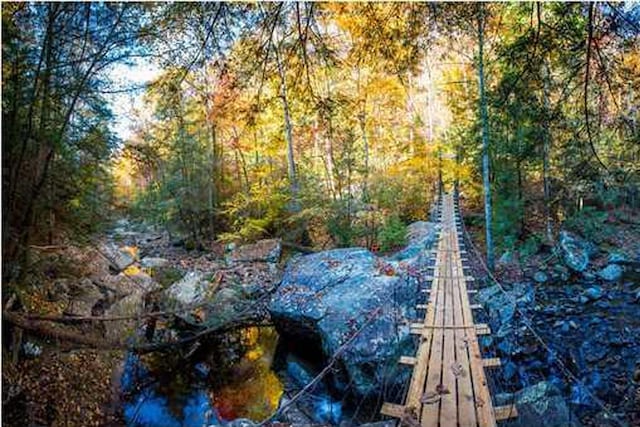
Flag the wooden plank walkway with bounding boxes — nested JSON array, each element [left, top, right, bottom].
[[382, 193, 517, 426]]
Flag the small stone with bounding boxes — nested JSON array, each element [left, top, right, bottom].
[[498, 251, 513, 265], [140, 257, 169, 268], [583, 286, 603, 301], [22, 341, 42, 358], [558, 231, 590, 272], [598, 264, 623, 281], [608, 252, 628, 264], [533, 271, 549, 283], [569, 320, 578, 329]]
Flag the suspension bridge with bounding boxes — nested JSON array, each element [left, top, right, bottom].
[[381, 193, 518, 426]]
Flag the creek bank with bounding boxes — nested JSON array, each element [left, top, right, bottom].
[[476, 272, 640, 426]]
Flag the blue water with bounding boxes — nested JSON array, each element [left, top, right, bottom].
[[121, 354, 221, 427]]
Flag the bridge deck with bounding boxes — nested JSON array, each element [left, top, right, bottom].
[[382, 194, 516, 426]]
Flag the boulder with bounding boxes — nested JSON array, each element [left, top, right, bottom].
[[104, 291, 145, 341], [65, 278, 104, 316], [558, 231, 590, 272], [165, 272, 212, 306], [101, 243, 138, 271], [496, 381, 582, 427], [140, 257, 169, 268], [269, 247, 418, 397], [283, 355, 342, 424], [598, 264, 623, 282], [387, 221, 437, 263], [227, 239, 282, 264]]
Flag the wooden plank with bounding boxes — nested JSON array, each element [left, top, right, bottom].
[[399, 356, 417, 366], [475, 324, 491, 336], [410, 323, 489, 330], [456, 261, 496, 425], [451, 246, 477, 427], [421, 204, 449, 427], [403, 231, 443, 411], [439, 251, 458, 426], [494, 405, 518, 421], [381, 402, 405, 418], [482, 358, 501, 368]]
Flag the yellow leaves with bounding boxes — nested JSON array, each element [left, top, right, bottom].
[[123, 265, 140, 276]]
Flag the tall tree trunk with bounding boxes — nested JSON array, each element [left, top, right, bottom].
[[542, 62, 553, 241], [204, 96, 216, 239], [477, 4, 495, 271], [357, 67, 369, 201], [274, 44, 298, 204]]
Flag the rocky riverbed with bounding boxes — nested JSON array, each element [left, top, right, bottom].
[[475, 230, 640, 427]]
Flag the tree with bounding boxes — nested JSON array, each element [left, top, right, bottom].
[[476, 3, 494, 271]]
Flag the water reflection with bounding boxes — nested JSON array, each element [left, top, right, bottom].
[[121, 327, 284, 426]]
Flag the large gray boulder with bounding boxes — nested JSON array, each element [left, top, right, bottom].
[[269, 222, 436, 397], [558, 231, 590, 272], [496, 382, 582, 427]]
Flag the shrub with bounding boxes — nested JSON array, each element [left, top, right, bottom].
[[377, 215, 407, 253], [564, 205, 610, 243]]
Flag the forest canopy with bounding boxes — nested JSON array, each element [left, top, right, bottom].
[[3, 1, 639, 276]]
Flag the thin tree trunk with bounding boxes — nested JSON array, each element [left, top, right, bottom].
[[477, 4, 495, 271], [274, 44, 298, 204], [542, 62, 553, 241]]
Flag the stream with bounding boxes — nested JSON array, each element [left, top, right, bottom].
[[119, 326, 347, 427]]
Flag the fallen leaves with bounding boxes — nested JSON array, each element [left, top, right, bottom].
[[451, 362, 467, 378], [420, 383, 452, 405]]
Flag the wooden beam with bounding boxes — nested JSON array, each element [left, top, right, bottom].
[[482, 357, 501, 368], [380, 402, 405, 418], [410, 323, 490, 332], [476, 324, 492, 335], [494, 405, 518, 421], [399, 356, 417, 365]]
